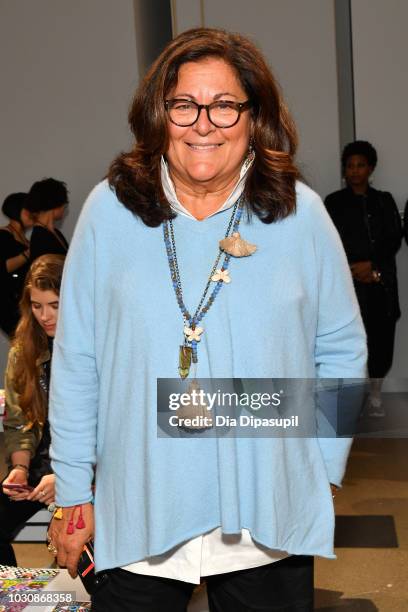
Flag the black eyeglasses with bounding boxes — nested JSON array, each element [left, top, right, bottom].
[[164, 99, 251, 128]]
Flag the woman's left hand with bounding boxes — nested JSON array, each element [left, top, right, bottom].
[[2, 468, 30, 501], [27, 474, 55, 505]]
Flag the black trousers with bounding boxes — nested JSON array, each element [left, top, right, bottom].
[[355, 282, 397, 378], [92, 555, 314, 612], [365, 312, 396, 378], [0, 489, 45, 565]]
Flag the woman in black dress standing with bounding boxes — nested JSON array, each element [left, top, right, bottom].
[[325, 141, 402, 415], [0, 193, 33, 336], [26, 178, 69, 261]]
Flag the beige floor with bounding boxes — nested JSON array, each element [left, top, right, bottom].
[[315, 438, 408, 611], [1, 436, 407, 610]]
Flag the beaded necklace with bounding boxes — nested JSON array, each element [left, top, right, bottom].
[[163, 197, 245, 378]]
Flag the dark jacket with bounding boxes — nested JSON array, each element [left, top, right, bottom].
[[325, 186, 402, 319]]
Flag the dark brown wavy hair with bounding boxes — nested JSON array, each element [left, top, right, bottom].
[[12, 254, 65, 424], [108, 27, 300, 227]]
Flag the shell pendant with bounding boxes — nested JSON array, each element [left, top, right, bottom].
[[219, 232, 257, 257]]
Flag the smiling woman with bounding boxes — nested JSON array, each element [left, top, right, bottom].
[[108, 27, 299, 227], [164, 58, 252, 219], [48, 28, 367, 612]]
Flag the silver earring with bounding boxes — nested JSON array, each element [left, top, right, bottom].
[[243, 137, 255, 170]]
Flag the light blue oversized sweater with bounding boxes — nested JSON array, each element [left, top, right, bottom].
[[49, 180, 367, 573]]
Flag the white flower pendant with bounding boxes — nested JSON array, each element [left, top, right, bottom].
[[211, 269, 231, 283], [184, 326, 204, 342]]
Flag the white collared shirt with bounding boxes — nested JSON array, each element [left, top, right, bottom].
[[160, 155, 251, 219]]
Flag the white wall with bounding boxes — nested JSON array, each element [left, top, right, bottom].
[[351, 0, 408, 379], [0, 0, 138, 234], [172, 0, 343, 199], [0, 0, 139, 373]]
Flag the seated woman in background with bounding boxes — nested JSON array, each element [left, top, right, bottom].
[[26, 178, 69, 261], [0, 254, 65, 566], [0, 193, 33, 336], [325, 140, 402, 416]]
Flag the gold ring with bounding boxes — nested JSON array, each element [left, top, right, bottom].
[[47, 543, 58, 555]]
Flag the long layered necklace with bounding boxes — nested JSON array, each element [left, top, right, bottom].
[[163, 196, 256, 378]]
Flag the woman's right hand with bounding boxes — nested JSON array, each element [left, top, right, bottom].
[[52, 502, 95, 578], [350, 260, 374, 283], [1, 468, 30, 501], [27, 473, 55, 505]]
